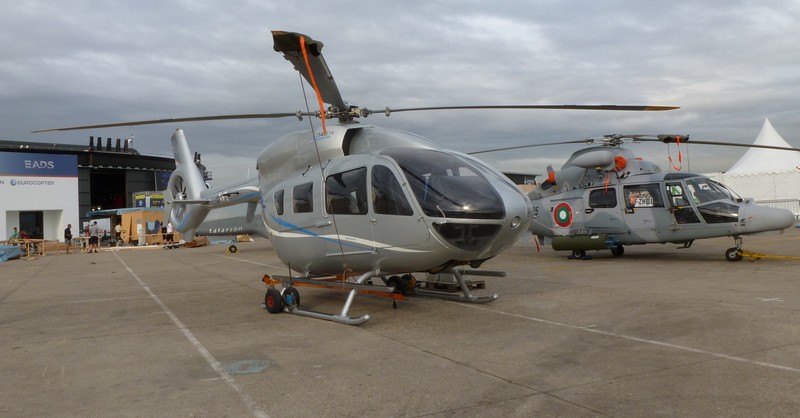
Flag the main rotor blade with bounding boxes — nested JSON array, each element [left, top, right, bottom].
[[468, 139, 593, 155], [639, 137, 800, 152], [32, 112, 309, 133], [272, 30, 348, 112], [376, 104, 680, 115], [472, 134, 800, 157]]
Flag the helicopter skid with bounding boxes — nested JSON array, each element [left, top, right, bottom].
[[288, 307, 371, 325], [414, 268, 499, 304], [261, 267, 501, 324], [263, 270, 398, 325], [414, 288, 498, 304]]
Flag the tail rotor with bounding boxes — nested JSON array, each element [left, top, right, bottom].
[[162, 130, 211, 241]]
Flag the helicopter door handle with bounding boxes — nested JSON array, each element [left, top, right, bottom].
[[584, 208, 594, 214]]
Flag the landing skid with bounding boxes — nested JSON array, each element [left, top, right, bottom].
[[415, 268, 500, 304], [261, 267, 501, 325]]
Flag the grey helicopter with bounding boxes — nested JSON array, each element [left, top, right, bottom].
[[472, 134, 798, 261], [35, 31, 678, 324]]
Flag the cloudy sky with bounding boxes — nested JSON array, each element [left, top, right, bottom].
[[2, 0, 799, 186]]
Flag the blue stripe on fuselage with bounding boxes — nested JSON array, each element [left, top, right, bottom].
[[270, 215, 371, 251]]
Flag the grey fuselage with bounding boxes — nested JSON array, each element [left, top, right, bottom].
[[173, 124, 532, 276], [528, 146, 795, 251], [254, 124, 532, 275]]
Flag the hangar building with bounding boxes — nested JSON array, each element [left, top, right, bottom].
[[1, 137, 176, 240]]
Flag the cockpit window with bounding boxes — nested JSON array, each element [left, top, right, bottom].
[[381, 148, 505, 219], [698, 201, 739, 223], [685, 178, 735, 205], [371, 165, 413, 216]]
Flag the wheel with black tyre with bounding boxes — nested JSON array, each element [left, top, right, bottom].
[[572, 250, 586, 259], [725, 247, 743, 262], [611, 246, 624, 257], [399, 274, 416, 295], [387, 276, 402, 294], [283, 287, 300, 310], [228, 244, 238, 253], [265, 287, 284, 313]]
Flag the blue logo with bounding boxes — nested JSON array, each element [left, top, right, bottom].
[[10, 179, 16, 186]]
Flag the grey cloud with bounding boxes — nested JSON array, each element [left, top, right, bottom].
[[1, 0, 798, 180]]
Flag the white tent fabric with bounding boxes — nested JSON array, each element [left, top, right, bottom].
[[726, 118, 800, 174], [708, 119, 800, 218]]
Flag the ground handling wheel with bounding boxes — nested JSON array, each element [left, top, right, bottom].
[[725, 247, 743, 262], [283, 287, 300, 311], [264, 287, 284, 313], [570, 249, 587, 259]]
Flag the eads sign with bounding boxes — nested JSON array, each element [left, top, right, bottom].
[[553, 202, 572, 227]]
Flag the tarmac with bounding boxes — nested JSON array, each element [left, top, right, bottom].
[[2, 228, 800, 417]]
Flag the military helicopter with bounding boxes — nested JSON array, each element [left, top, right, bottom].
[[472, 134, 798, 261], [34, 31, 677, 324]]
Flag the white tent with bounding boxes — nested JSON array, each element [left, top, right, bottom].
[[709, 119, 800, 218], [726, 118, 800, 174]]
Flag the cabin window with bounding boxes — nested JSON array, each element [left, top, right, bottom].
[[371, 165, 413, 216], [326, 168, 368, 215], [274, 189, 284, 215], [623, 184, 664, 208], [293, 182, 314, 213], [589, 188, 617, 208]]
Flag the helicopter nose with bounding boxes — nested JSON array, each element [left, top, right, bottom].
[[479, 189, 533, 258], [742, 205, 796, 232]]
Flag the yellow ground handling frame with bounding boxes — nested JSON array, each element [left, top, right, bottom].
[[738, 249, 800, 262]]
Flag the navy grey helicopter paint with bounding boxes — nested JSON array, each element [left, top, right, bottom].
[[474, 135, 796, 261], [33, 31, 678, 323]]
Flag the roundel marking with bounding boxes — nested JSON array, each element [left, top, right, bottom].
[[554, 202, 573, 227]]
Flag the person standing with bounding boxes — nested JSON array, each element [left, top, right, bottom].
[[64, 224, 73, 254], [136, 222, 145, 246], [165, 222, 174, 248], [89, 221, 100, 253], [115, 223, 122, 246]]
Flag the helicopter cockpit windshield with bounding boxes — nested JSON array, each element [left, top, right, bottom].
[[685, 177, 739, 204], [381, 148, 505, 219], [684, 176, 740, 223]]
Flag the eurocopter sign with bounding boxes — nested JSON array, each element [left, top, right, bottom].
[[1, 151, 79, 240]]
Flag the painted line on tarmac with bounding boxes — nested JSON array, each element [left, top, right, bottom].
[[113, 252, 271, 418], [206, 252, 285, 269], [463, 304, 800, 374]]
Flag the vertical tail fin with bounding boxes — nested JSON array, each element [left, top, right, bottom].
[[163, 130, 210, 241]]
